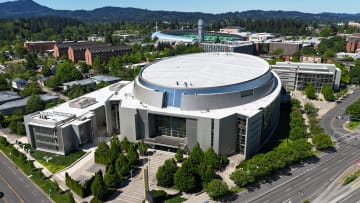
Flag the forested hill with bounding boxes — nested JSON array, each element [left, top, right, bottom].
[[1, 0, 360, 23]]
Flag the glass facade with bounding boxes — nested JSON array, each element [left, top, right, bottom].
[[32, 126, 59, 152], [237, 116, 247, 154], [154, 115, 186, 138], [111, 102, 120, 134]]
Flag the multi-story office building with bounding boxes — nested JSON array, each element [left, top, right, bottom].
[[271, 62, 341, 92], [25, 53, 281, 158]]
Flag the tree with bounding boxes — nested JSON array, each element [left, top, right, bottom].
[[25, 52, 38, 70], [173, 160, 197, 192], [109, 136, 121, 162], [304, 82, 316, 99], [94, 141, 111, 164], [175, 146, 184, 162], [350, 63, 360, 84], [300, 46, 316, 56], [127, 145, 139, 167], [203, 148, 220, 170], [188, 143, 204, 167], [120, 137, 131, 152], [156, 159, 178, 187], [206, 179, 229, 200], [312, 133, 333, 150], [0, 74, 9, 90], [137, 140, 147, 156], [271, 48, 284, 56], [91, 171, 108, 201], [20, 81, 42, 97], [321, 84, 335, 101], [26, 95, 45, 113], [115, 154, 130, 178], [104, 164, 119, 188]]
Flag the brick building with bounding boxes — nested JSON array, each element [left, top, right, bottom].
[[68, 43, 111, 63], [53, 41, 97, 59], [346, 33, 360, 53], [85, 45, 131, 65], [24, 41, 56, 52]]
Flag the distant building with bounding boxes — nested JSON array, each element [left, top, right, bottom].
[[219, 26, 243, 34], [271, 62, 341, 92], [90, 75, 121, 84], [84, 45, 131, 65], [88, 35, 105, 42], [248, 33, 274, 42], [200, 42, 255, 55], [269, 42, 302, 57], [24, 41, 56, 52], [0, 91, 22, 105], [54, 41, 96, 59], [12, 78, 27, 90], [68, 43, 111, 63], [63, 78, 96, 91], [300, 56, 322, 63], [0, 94, 59, 116], [346, 33, 360, 53]]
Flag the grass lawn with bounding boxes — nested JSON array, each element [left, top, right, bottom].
[[348, 120, 360, 130], [31, 150, 86, 173], [165, 196, 187, 203]]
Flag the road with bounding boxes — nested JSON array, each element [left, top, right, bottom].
[[235, 87, 360, 203], [0, 152, 51, 203]]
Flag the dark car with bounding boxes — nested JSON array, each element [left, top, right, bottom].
[[0, 192, 4, 198]]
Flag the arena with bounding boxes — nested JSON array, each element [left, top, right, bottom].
[[25, 52, 281, 158], [121, 52, 282, 158]]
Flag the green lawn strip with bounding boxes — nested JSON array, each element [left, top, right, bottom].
[[165, 196, 187, 203], [0, 138, 75, 203], [347, 121, 360, 130], [31, 150, 86, 173]]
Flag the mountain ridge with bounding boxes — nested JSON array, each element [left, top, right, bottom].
[[0, 0, 360, 23]]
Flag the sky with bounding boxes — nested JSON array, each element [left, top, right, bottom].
[[2, 0, 360, 14]]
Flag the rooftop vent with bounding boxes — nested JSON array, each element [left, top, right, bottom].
[[69, 97, 97, 109]]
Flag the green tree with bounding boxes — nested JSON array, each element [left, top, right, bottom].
[[65, 85, 85, 99], [321, 84, 335, 101], [20, 81, 42, 97], [25, 95, 45, 113], [0, 74, 9, 90], [188, 143, 204, 168], [120, 137, 131, 152], [94, 141, 111, 164], [271, 48, 284, 56], [300, 46, 316, 56], [350, 63, 360, 84], [304, 82, 316, 99], [104, 164, 119, 188], [137, 140, 147, 156], [206, 179, 229, 200], [91, 171, 108, 201], [156, 159, 178, 187], [127, 145, 139, 167], [175, 146, 184, 162], [312, 133, 333, 150], [334, 62, 350, 84], [203, 148, 220, 170], [174, 160, 197, 192], [109, 136, 121, 162], [25, 52, 38, 70], [115, 154, 130, 178]]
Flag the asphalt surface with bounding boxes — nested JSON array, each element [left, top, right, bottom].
[[235, 87, 360, 203], [0, 152, 51, 203]]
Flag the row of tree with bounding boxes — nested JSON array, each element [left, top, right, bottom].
[[65, 173, 94, 198], [230, 99, 314, 187], [289, 99, 307, 140], [156, 144, 229, 200]]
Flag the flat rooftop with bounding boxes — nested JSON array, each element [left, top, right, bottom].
[[141, 52, 269, 89]]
